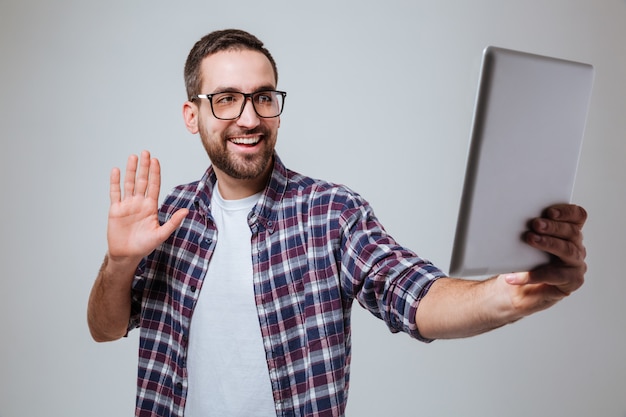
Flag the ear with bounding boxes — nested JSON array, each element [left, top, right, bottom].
[[183, 101, 199, 134]]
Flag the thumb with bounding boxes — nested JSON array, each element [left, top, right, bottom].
[[157, 208, 189, 241], [503, 272, 530, 285]]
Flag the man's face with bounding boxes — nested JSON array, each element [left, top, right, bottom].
[[193, 49, 280, 182]]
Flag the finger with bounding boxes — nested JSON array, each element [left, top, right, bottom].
[[109, 167, 121, 204], [529, 217, 583, 242], [501, 268, 567, 290], [525, 231, 586, 266], [543, 204, 588, 227], [504, 274, 574, 313], [527, 263, 585, 294], [505, 267, 584, 294], [123, 154, 139, 199], [134, 150, 151, 197], [156, 208, 189, 241], [146, 157, 162, 202]]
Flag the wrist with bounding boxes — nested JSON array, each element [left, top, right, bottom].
[[99, 253, 140, 287], [104, 252, 141, 272]]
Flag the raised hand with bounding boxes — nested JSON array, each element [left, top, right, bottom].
[[107, 150, 189, 263]]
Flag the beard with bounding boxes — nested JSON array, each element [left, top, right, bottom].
[[198, 123, 277, 180]]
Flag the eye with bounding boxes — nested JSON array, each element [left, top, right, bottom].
[[254, 92, 274, 105], [213, 93, 242, 107]]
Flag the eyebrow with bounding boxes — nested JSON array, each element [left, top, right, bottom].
[[209, 84, 277, 94]]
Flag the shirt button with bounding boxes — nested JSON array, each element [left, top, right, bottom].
[[190, 286, 197, 292]]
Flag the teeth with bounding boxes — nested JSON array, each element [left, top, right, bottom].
[[230, 137, 260, 145]]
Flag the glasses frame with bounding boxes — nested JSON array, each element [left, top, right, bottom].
[[193, 90, 287, 120]]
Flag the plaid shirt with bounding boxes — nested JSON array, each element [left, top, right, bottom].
[[129, 154, 445, 416]]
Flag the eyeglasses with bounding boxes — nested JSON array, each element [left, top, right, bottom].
[[193, 90, 287, 120]]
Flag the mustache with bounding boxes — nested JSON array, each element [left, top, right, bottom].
[[224, 127, 268, 137]]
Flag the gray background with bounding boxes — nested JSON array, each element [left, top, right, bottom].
[[1, 1, 624, 416]]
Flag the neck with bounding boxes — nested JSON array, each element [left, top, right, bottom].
[[213, 164, 272, 200]]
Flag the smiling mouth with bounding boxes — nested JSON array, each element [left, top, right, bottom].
[[229, 137, 261, 146]]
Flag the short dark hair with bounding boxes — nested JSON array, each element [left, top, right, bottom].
[[184, 29, 279, 100]]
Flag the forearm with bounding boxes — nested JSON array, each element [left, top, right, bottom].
[[415, 277, 521, 340], [87, 254, 138, 342]]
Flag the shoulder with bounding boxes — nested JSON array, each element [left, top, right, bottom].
[[282, 167, 372, 215]]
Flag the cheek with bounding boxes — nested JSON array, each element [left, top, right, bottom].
[[199, 117, 227, 139], [266, 119, 280, 137]]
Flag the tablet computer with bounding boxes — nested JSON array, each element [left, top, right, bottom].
[[449, 46, 594, 277]]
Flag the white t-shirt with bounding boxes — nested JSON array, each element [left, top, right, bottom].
[[185, 185, 275, 416]]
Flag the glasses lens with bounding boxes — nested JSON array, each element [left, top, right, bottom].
[[251, 91, 284, 118], [211, 92, 246, 120]]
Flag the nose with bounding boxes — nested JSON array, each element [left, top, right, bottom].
[[236, 97, 261, 129]]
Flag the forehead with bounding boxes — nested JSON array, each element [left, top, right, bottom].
[[200, 49, 276, 93]]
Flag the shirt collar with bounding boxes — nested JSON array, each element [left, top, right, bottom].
[[193, 152, 287, 233]]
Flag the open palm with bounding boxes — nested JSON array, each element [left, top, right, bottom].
[[107, 151, 188, 262]]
